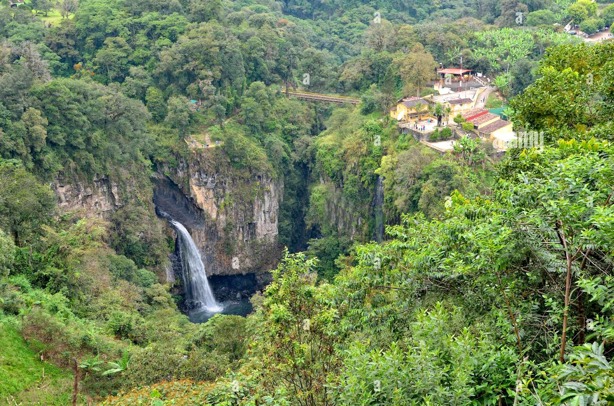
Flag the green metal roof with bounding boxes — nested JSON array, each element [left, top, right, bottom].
[[489, 107, 508, 120]]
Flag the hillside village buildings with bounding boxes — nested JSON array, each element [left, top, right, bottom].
[[390, 67, 516, 152]]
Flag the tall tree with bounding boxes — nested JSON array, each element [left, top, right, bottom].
[[0, 160, 55, 245], [165, 96, 192, 136], [396, 44, 436, 97], [60, 0, 79, 18], [93, 37, 132, 83]]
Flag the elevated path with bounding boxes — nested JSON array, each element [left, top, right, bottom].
[[284, 88, 360, 105]]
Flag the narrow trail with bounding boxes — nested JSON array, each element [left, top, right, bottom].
[[474, 86, 496, 110]]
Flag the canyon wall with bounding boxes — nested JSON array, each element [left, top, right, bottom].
[[52, 146, 283, 280], [155, 146, 282, 278], [53, 175, 122, 217]]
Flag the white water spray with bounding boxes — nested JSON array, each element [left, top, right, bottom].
[[171, 220, 222, 313]]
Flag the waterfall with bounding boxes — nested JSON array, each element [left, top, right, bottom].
[[170, 220, 223, 313], [374, 175, 384, 243]]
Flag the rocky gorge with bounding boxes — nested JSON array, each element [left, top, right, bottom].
[[52, 145, 283, 314]]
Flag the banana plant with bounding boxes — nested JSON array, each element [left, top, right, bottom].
[[72, 356, 104, 406], [79, 356, 104, 374], [102, 350, 130, 376], [444, 46, 462, 65]]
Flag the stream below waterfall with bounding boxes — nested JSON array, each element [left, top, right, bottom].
[[374, 175, 384, 243]]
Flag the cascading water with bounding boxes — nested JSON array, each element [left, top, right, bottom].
[[170, 220, 223, 313], [373, 175, 384, 243]]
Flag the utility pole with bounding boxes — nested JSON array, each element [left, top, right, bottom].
[[460, 55, 463, 87]]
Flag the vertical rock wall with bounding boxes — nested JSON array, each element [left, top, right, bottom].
[[156, 148, 282, 277]]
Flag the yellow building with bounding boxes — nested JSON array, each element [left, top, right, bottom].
[[390, 97, 430, 121], [445, 98, 474, 115], [479, 119, 514, 139], [427, 89, 479, 116]]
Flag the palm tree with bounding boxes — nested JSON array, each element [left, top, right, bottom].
[[444, 105, 452, 125], [431, 103, 445, 127], [445, 47, 462, 65], [414, 102, 428, 120], [502, 106, 514, 121]]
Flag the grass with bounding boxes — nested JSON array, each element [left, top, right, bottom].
[[39, 9, 75, 26], [40, 10, 64, 26], [0, 317, 76, 405], [485, 92, 504, 109], [22, 0, 76, 28]]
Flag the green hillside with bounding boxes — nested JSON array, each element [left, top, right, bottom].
[[1, 0, 614, 404], [0, 319, 77, 404]]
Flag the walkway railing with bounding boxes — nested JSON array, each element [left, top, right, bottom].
[[285, 88, 360, 105]]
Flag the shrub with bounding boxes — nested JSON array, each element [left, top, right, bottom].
[[440, 127, 452, 138], [526, 10, 558, 26], [0, 319, 74, 402], [102, 380, 216, 405], [134, 268, 157, 288], [107, 255, 139, 281], [106, 311, 147, 344], [0, 281, 25, 316], [580, 17, 604, 35], [360, 85, 381, 115], [429, 127, 453, 141], [195, 315, 250, 362], [179, 349, 231, 381], [21, 309, 91, 367], [21, 308, 120, 368], [6, 274, 32, 292], [603, 4, 614, 26], [0, 160, 55, 245], [0, 228, 15, 277], [107, 255, 158, 287], [121, 345, 189, 388], [429, 129, 441, 141], [110, 205, 168, 270], [462, 122, 475, 132], [336, 304, 519, 405]]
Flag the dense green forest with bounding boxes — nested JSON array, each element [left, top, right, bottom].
[[1, 0, 614, 404]]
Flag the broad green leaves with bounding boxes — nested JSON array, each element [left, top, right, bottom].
[[512, 42, 614, 140], [473, 28, 536, 72]]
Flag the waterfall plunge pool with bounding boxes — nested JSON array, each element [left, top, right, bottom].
[[187, 273, 260, 323], [156, 208, 263, 324], [188, 297, 253, 323]]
